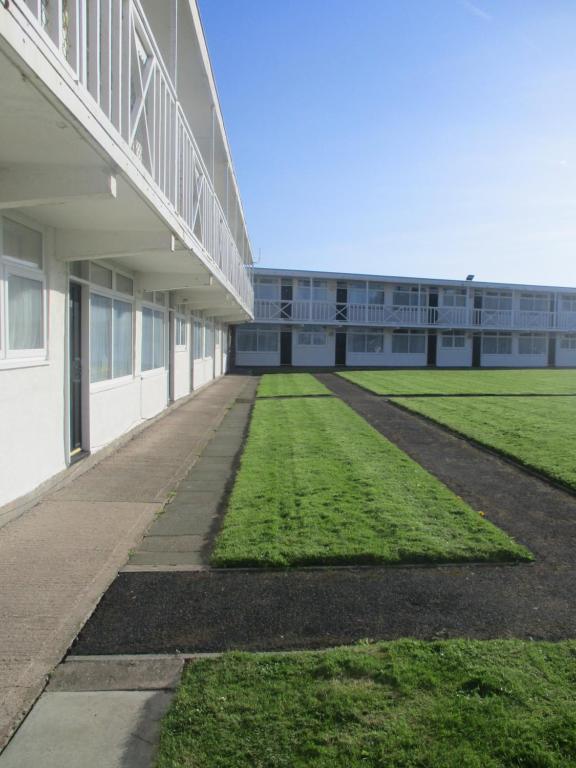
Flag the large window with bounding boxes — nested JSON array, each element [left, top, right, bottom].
[[297, 326, 326, 346], [254, 277, 279, 300], [441, 330, 466, 348], [348, 282, 366, 304], [519, 293, 549, 312], [193, 318, 203, 360], [482, 332, 512, 355], [141, 306, 165, 372], [237, 328, 279, 353], [0, 217, 46, 361], [442, 288, 467, 307], [392, 330, 426, 353], [560, 334, 576, 351], [312, 280, 328, 302], [90, 295, 133, 382], [518, 334, 547, 355], [368, 282, 386, 305], [295, 279, 311, 301], [204, 320, 214, 358], [483, 291, 512, 311], [560, 294, 576, 313], [393, 286, 424, 307], [350, 331, 385, 354]]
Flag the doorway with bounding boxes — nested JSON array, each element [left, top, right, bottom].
[[280, 331, 292, 366], [548, 335, 556, 368], [69, 281, 83, 458], [427, 331, 437, 367], [335, 332, 347, 366], [472, 334, 482, 368]]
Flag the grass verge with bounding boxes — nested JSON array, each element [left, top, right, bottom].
[[156, 640, 576, 768], [257, 373, 332, 398], [211, 398, 531, 567], [391, 395, 576, 491], [339, 369, 576, 396]]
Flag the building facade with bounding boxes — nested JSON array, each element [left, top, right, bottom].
[[235, 269, 576, 369], [0, 1, 254, 510]]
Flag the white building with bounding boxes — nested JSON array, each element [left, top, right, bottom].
[[235, 269, 576, 369], [0, 1, 254, 509]]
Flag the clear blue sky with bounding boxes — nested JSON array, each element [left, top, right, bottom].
[[200, 0, 576, 287]]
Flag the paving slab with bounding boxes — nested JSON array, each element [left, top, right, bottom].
[[129, 551, 205, 566], [0, 691, 173, 768], [139, 535, 206, 552], [48, 658, 183, 692]]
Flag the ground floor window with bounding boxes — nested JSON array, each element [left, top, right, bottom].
[[350, 331, 385, 354], [175, 316, 187, 349], [441, 330, 466, 348], [297, 326, 326, 346], [392, 329, 426, 353], [237, 327, 279, 353], [193, 317, 203, 360], [204, 320, 214, 358], [482, 332, 512, 355], [90, 294, 133, 382], [560, 334, 576, 351], [141, 306, 165, 372], [518, 333, 547, 355]]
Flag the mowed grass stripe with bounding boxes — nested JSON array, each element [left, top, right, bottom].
[[211, 398, 531, 567], [392, 395, 576, 492], [340, 369, 576, 396], [156, 640, 576, 768], [257, 373, 332, 398]]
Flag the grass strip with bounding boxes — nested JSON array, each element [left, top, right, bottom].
[[211, 398, 531, 567], [391, 395, 576, 491], [156, 640, 576, 768], [339, 369, 576, 396], [257, 373, 332, 398]]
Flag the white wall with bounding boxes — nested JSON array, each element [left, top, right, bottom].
[[556, 338, 576, 367], [236, 351, 280, 367], [173, 345, 191, 402], [0, 235, 68, 507], [89, 378, 141, 450], [437, 340, 472, 367], [292, 329, 335, 366]]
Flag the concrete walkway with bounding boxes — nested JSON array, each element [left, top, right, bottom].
[[0, 374, 253, 750]]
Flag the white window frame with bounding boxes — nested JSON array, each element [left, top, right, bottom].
[[236, 327, 279, 353], [89, 289, 135, 387], [297, 326, 327, 346], [441, 330, 466, 349], [442, 288, 467, 308], [175, 315, 188, 351], [518, 333, 547, 355], [392, 329, 426, 354], [140, 302, 166, 376], [0, 214, 48, 366], [560, 334, 576, 351], [482, 332, 512, 355], [193, 316, 203, 361]]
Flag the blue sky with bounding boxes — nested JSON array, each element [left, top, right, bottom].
[[200, 0, 576, 287]]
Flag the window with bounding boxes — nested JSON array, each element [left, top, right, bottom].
[[115, 273, 134, 296], [204, 320, 214, 357], [237, 328, 279, 353], [560, 294, 576, 313], [175, 317, 187, 349], [483, 291, 512, 311], [90, 263, 113, 289], [518, 334, 547, 355], [393, 286, 424, 306], [254, 277, 279, 300], [441, 331, 466, 348], [312, 280, 328, 302], [482, 332, 512, 355], [141, 307, 164, 372], [392, 330, 426, 353], [193, 317, 203, 360], [348, 282, 366, 304], [1, 217, 46, 361], [90, 295, 133, 382], [368, 282, 386, 305], [519, 293, 549, 312], [142, 290, 167, 307], [295, 279, 311, 301], [560, 334, 576, 351], [297, 326, 326, 346], [350, 331, 385, 354], [443, 288, 467, 307]]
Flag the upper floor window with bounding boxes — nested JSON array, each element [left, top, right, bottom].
[[0, 216, 46, 362], [519, 293, 549, 312], [348, 282, 366, 304], [442, 288, 467, 307], [393, 286, 424, 306], [254, 277, 279, 301], [368, 282, 386, 305], [483, 291, 512, 311], [392, 329, 426, 353], [312, 280, 328, 302], [295, 279, 311, 301], [560, 294, 576, 313], [482, 332, 512, 355]]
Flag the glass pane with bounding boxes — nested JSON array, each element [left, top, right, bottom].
[[392, 333, 409, 353], [351, 334, 365, 353], [113, 300, 133, 377], [143, 291, 154, 304], [70, 261, 89, 280], [91, 263, 113, 289], [141, 307, 154, 371], [410, 334, 426, 353], [90, 294, 112, 382], [8, 273, 44, 350], [116, 273, 134, 296], [153, 310, 165, 368], [367, 334, 384, 353], [155, 292, 166, 307], [3, 219, 43, 268]]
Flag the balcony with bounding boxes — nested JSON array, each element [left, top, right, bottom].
[[0, 0, 253, 316], [254, 300, 576, 332]]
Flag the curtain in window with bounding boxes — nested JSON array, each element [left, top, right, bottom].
[[8, 274, 43, 350], [113, 300, 133, 377], [90, 294, 112, 382]]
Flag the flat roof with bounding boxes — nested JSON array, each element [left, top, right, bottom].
[[254, 267, 576, 294]]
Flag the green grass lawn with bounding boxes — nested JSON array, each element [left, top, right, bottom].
[[156, 640, 576, 768], [339, 369, 576, 396], [391, 395, 576, 491], [257, 373, 332, 398], [211, 398, 530, 567]]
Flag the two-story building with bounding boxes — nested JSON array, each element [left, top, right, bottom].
[[0, 1, 254, 509], [235, 268, 576, 369]]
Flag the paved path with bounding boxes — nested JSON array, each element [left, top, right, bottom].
[[0, 375, 253, 750]]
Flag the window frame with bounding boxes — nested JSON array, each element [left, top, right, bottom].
[[518, 333, 547, 355], [140, 301, 166, 376], [89, 288, 135, 386], [175, 314, 188, 351], [482, 332, 512, 355], [391, 329, 426, 354], [441, 330, 466, 349]]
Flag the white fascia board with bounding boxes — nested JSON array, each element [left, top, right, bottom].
[[254, 267, 576, 294]]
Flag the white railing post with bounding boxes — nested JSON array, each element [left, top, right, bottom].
[[87, 0, 101, 104], [121, 0, 131, 141]]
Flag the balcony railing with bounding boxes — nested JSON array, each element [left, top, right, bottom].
[[17, 0, 253, 311], [254, 300, 576, 332]]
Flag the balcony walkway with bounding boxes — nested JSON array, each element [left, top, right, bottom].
[[0, 374, 254, 750]]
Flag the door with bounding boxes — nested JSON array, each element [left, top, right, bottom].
[[427, 331, 437, 366], [335, 332, 347, 366], [69, 282, 83, 458], [472, 334, 482, 367], [548, 335, 556, 367], [281, 283, 293, 319], [473, 293, 483, 325], [280, 331, 292, 366], [428, 290, 439, 324], [336, 286, 348, 322]]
